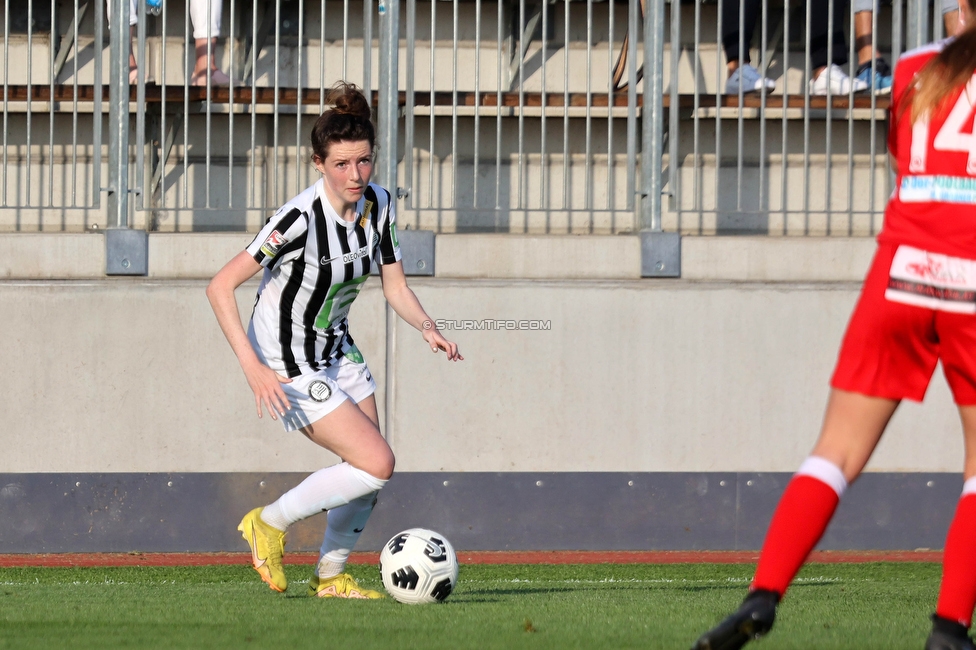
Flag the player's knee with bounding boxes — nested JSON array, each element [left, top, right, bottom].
[[371, 451, 395, 481], [356, 446, 395, 481]]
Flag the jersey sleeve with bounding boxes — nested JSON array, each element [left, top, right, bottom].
[[888, 60, 912, 160], [376, 188, 403, 266], [245, 206, 309, 269], [888, 92, 899, 160]]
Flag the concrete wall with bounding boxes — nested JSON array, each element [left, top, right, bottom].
[[1, 233, 963, 475], [1, 233, 966, 551]]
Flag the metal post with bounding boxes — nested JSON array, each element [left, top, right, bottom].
[[906, 0, 927, 50], [107, 0, 129, 229], [379, 0, 432, 276], [105, 0, 147, 275], [376, 0, 399, 192], [626, 0, 638, 214], [378, 0, 399, 451], [642, 0, 664, 232], [640, 0, 680, 277]]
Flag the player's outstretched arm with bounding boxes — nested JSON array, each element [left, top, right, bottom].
[[379, 260, 463, 362], [206, 250, 293, 419]]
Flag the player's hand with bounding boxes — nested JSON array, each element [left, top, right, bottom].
[[241, 358, 293, 419], [422, 325, 463, 361]]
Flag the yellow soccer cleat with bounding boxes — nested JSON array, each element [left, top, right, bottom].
[[238, 507, 288, 592], [307, 573, 385, 599]]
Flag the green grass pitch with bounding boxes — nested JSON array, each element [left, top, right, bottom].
[[0, 562, 942, 649]]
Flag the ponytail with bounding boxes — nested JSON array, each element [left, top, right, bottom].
[[909, 20, 976, 124]]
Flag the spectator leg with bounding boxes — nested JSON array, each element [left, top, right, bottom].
[[188, 0, 231, 84], [852, 0, 877, 66], [194, 37, 218, 77], [808, 0, 850, 78]]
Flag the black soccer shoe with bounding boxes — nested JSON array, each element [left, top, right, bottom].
[[691, 589, 780, 650], [925, 614, 976, 650]]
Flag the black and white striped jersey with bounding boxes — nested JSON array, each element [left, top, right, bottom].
[[244, 179, 401, 378]]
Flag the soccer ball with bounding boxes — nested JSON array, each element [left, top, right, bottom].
[[379, 528, 459, 604]]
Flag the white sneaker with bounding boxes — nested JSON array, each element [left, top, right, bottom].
[[808, 63, 868, 95], [725, 64, 776, 95]]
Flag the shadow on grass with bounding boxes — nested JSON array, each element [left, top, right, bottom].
[[670, 582, 837, 594], [457, 586, 574, 598]]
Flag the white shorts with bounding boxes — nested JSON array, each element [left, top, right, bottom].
[[279, 348, 376, 432]]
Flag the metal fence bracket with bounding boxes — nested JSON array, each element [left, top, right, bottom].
[[640, 231, 680, 278], [398, 229, 435, 276], [105, 229, 149, 276]]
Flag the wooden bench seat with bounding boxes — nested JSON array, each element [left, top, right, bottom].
[[1, 85, 892, 110]]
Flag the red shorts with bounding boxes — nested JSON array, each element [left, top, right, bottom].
[[831, 242, 976, 405]]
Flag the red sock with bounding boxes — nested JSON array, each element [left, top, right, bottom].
[[751, 475, 841, 597], [936, 493, 976, 627]]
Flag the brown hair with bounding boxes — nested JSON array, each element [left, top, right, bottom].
[[310, 82, 375, 162], [909, 10, 976, 123]]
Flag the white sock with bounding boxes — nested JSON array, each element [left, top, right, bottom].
[[963, 476, 976, 496], [796, 455, 848, 497], [316, 492, 378, 578], [260, 463, 386, 531]]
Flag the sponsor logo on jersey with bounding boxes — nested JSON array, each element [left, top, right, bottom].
[[344, 246, 369, 263], [345, 345, 365, 364], [900, 175, 976, 204], [260, 230, 287, 257], [314, 275, 369, 329], [359, 200, 374, 228], [371, 232, 380, 251], [886, 244, 976, 313], [308, 380, 332, 402], [390, 221, 399, 248], [320, 246, 369, 266]]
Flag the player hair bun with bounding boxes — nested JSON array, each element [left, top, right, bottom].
[[326, 82, 371, 121], [309, 81, 376, 162]]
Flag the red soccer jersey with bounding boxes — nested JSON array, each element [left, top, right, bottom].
[[883, 40, 976, 259]]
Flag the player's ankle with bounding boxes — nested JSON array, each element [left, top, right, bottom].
[[746, 587, 781, 603], [932, 613, 971, 639]]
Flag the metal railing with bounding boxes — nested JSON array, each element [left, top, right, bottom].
[[0, 0, 656, 234], [125, 0, 383, 231], [1, 0, 105, 229], [0, 0, 959, 235], [664, 0, 948, 236], [397, 0, 647, 233]]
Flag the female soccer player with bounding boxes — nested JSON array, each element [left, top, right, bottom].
[[693, 0, 976, 647], [207, 82, 462, 598]]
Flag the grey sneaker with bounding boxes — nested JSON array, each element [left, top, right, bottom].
[[726, 64, 776, 95]]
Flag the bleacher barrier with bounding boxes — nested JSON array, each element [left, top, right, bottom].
[[0, 0, 953, 235]]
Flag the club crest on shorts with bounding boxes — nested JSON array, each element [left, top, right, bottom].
[[308, 380, 332, 402]]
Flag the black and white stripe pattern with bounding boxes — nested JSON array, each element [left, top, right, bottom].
[[245, 180, 401, 377]]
